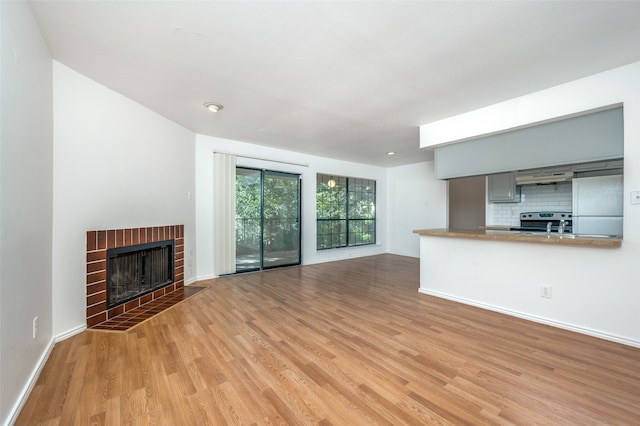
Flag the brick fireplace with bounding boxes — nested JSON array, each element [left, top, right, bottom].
[[86, 225, 184, 328]]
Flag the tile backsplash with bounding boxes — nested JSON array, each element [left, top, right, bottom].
[[492, 182, 572, 226]]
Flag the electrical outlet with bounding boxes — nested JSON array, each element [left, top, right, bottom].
[[540, 286, 552, 299], [33, 316, 38, 339]]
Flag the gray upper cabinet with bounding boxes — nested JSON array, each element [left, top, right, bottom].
[[488, 172, 520, 203]]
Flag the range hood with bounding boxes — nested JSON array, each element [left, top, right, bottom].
[[515, 170, 574, 185]]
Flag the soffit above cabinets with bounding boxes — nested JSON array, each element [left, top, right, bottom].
[[434, 106, 623, 180]]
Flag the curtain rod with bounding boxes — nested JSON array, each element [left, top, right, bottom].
[[213, 150, 309, 168]]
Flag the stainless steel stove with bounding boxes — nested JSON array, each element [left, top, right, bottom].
[[510, 211, 573, 233]]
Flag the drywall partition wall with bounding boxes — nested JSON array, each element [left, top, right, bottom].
[[195, 135, 387, 279], [386, 162, 447, 258], [52, 62, 196, 338], [418, 234, 640, 347], [1, 2, 54, 424], [417, 61, 640, 345]]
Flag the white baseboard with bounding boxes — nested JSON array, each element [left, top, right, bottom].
[[304, 248, 386, 266], [6, 325, 87, 424], [5, 339, 55, 426], [418, 288, 640, 349], [54, 324, 86, 343], [195, 273, 217, 281], [385, 249, 420, 259]]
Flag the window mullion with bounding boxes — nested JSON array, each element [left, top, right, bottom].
[[345, 177, 349, 248]]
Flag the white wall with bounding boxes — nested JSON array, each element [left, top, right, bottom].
[[417, 61, 640, 346], [195, 135, 388, 279], [386, 162, 447, 257], [52, 62, 196, 338], [0, 2, 54, 424]]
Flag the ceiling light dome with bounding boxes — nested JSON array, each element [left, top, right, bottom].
[[204, 102, 223, 112]]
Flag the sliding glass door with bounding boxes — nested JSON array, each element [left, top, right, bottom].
[[235, 168, 301, 272], [263, 171, 301, 268], [235, 168, 262, 271]]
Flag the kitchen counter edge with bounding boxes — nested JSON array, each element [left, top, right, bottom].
[[413, 228, 622, 248]]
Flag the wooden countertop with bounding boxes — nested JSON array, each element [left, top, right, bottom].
[[413, 228, 622, 248]]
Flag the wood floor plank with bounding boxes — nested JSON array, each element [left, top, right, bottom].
[[15, 254, 640, 425]]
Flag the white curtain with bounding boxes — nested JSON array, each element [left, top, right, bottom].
[[213, 152, 236, 276]]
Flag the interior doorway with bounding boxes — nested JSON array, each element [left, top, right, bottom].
[[448, 175, 486, 229], [235, 168, 301, 272]]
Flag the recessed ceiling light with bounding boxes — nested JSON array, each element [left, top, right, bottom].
[[387, 151, 396, 156], [204, 102, 223, 112]]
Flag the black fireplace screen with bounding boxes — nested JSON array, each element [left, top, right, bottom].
[[106, 240, 174, 308]]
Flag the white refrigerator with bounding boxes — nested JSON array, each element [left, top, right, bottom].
[[572, 174, 623, 235]]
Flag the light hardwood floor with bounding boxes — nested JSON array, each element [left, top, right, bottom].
[[17, 254, 640, 425]]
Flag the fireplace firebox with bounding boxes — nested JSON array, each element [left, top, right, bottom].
[[86, 225, 184, 328], [107, 240, 175, 309]]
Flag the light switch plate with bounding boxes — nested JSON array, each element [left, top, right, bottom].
[[631, 191, 640, 205]]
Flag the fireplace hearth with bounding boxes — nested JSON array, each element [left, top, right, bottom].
[[86, 225, 184, 328]]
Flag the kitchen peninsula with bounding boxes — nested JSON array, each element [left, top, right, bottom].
[[413, 227, 629, 345]]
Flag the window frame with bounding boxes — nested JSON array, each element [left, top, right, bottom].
[[316, 174, 376, 250]]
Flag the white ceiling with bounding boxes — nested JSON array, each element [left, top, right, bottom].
[[29, 1, 640, 167]]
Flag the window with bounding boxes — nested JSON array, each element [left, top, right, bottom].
[[316, 174, 376, 249]]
